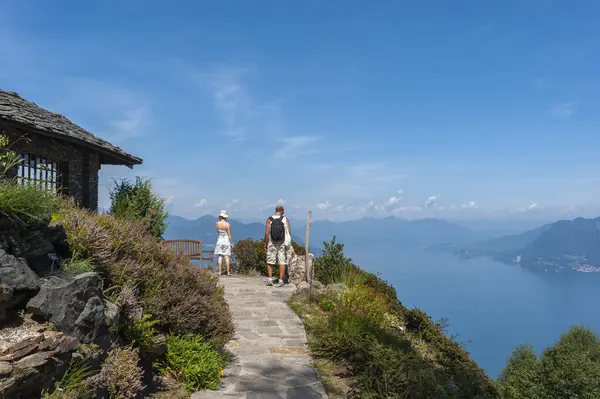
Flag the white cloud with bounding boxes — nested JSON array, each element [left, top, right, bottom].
[[277, 198, 285, 205], [195, 199, 208, 208], [462, 201, 478, 209], [335, 204, 353, 212], [316, 200, 331, 210], [514, 202, 541, 213], [232, 198, 240, 204], [424, 195, 440, 208], [549, 102, 575, 120], [108, 106, 151, 141], [387, 190, 404, 205]]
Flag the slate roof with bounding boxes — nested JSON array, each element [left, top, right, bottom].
[[0, 89, 142, 166]]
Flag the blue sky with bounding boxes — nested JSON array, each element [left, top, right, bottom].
[[1, 0, 600, 222]]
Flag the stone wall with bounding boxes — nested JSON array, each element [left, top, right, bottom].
[[0, 121, 100, 210]]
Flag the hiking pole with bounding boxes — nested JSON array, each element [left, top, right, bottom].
[[306, 210, 312, 300]]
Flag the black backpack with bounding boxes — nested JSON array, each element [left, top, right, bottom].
[[269, 216, 286, 242]]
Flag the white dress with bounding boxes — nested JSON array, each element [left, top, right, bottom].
[[215, 229, 231, 256]]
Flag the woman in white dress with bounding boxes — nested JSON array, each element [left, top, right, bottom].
[[215, 210, 233, 276]]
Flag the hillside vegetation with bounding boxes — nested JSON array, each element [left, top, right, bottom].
[[0, 135, 234, 398], [289, 236, 500, 399]]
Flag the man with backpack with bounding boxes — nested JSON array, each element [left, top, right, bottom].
[[264, 205, 291, 287]]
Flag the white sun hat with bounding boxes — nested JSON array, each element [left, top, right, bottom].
[[218, 210, 229, 219]]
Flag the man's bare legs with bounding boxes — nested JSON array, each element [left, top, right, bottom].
[[279, 264, 285, 280]]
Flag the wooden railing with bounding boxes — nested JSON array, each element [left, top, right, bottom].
[[164, 239, 215, 270]]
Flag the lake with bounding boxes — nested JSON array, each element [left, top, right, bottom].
[[346, 247, 600, 378]]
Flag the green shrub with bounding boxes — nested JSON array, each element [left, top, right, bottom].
[[231, 238, 266, 274], [157, 334, 226, 392], [232, 237, 305, 275], [101, 346, 145, 399], [319, 298, 336, 312], [123, 313, 160, 351], [108, 177, 168, 240], [60, 204, 234, 348], [498, 325, 600, 399], [314, 236, 352, 285]]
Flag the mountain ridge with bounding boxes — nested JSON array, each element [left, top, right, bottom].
[[444, 216, 600, 273]]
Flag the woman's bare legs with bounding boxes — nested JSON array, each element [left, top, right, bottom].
[[225, 255, 231, 275], [218, 255, 223, 275]]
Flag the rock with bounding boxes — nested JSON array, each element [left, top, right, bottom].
[[0, 283, 13, 301], [0, 361, 12, 376], [148, 334, 168, 357], [55, 336, 78, 354], [0, 340, 9, 355], [0, 341, 39, 362], [0, 345, 72, 398], [103, 300, 121, 332], [0, 249, 40, 291], [312, 280, 324, 291], [289, 252, 314, 285], [74, 296, 105, 342], [295, 281, 310, 295], [18, 233, 55, 261], [8, 334, 43, 354], [15, 351, 52, 369], [27, 272, 104, 343], [39, 331, 64, 352]]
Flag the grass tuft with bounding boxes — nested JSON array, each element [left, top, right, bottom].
[[156, 334, 226, 392], [0, 180, 59, 226]]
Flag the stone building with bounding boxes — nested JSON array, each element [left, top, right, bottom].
[[0, 89, 142, 210]]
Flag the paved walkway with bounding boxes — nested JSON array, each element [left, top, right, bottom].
[[192, 276, 328, 399]]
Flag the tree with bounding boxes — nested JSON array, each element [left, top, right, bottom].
[[498, 325, 600, 399], [314, 236, 352, 284], [108, 177, 168, 240]]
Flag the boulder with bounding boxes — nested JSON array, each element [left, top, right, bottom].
[[0, 249, 39, 292], [103, 300, 121, 332], [74, 296, 105, 343], [15, 232, 54, 261], [27, 272, 104, 343], [287, 247, 314, 285], [295, 281, 310, 295]]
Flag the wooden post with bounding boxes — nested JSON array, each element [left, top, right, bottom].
[[305, 211, 312, 298]]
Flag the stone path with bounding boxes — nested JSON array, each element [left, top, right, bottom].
[[192, 276, 328, 399]]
